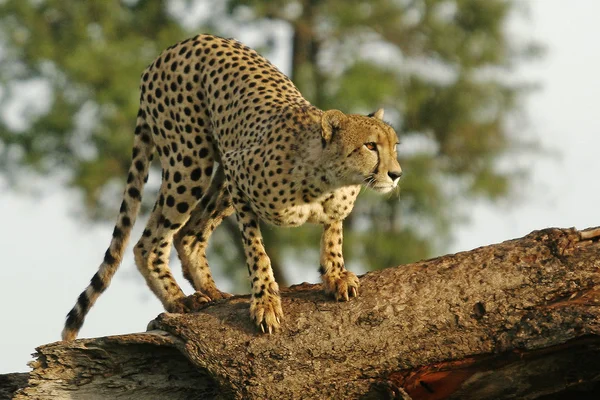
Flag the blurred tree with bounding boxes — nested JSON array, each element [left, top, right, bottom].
[[0, 0, 188, 213], [0, 0, 540, 289]]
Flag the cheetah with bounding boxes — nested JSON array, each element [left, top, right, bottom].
[[62, 34, 402, 340]]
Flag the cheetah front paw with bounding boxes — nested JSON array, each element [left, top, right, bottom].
[[322, 270, 360, 301], [168, 292, 211, 313], [250, 291, 283, 334]]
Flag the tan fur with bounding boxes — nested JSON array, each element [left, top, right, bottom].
[[62, 34, 402, 339]]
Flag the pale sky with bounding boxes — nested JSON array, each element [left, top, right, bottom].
[[1, 0, 599, 373]]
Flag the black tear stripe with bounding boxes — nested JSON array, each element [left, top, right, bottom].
[[372, 148, 380, 175]]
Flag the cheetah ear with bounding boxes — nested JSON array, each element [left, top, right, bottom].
[[368, 108, 385, 120], [321, 109, 346, 144]]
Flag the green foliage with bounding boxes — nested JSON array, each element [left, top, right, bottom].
[[0, 0, 188, 212], [0, 0, 540, 288]]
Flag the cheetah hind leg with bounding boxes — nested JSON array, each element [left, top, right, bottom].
[[134, 178, 211, 314], [174, 165, 233, 301]]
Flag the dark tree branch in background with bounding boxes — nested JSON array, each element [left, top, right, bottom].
[[6, 227, 600, 399]]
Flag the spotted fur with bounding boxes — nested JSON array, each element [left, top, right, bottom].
[[62, 34, 402, 340]]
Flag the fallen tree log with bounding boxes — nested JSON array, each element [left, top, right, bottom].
[[6, 226, 600, 399]]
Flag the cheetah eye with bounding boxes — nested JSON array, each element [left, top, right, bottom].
[[364, 142, 377, 151]]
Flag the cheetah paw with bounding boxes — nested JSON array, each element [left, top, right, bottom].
[[203, 286, 233, 301], [250, 292, 283, 334], [168, 292, 211, 313], [322, 270, 360, 301]]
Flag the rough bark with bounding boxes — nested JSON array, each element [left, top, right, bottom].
[[6, 226, 600, 399]]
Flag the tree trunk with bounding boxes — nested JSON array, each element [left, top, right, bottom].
[[5, 227, 600, 399]]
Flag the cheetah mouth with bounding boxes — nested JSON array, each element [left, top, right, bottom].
[[361, 174, 395, 193], [370, 184, 395, 194]]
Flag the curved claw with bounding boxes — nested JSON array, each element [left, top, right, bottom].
[[343, 291, 349, 302], [251, 292, 283, 334], [323, 270, 360, 302]]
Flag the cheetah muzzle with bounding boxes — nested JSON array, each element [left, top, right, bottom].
[[62, 34, 402, 340]]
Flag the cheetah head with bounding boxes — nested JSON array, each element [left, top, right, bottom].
[[321, 108, 402, 193]]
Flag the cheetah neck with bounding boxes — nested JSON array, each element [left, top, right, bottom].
[[285, 109, 350, 200]]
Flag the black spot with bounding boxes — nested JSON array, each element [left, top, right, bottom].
[[122, 216, 131, 227], [177, 202, 189, 213], [164, 120, 173, 130], [77, 292, 90, 312], [128, 187, 141, 199], [173, 172, 182, 183], [91, 272, 106, 292], [183, 156, 192, 167], [104, 249, 116, 265], [198, 148, 209, 158], [191, 168, 202, 181], [135, 160, 144, 172], [166, 195, 175, 207], [112, 226, 123, 238]]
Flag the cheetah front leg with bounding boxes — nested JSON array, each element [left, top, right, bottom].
[[319, 221, 359, 301], [234, 202, 283, 333]]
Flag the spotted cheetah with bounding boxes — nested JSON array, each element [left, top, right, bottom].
[[62, 34, 402, 340]]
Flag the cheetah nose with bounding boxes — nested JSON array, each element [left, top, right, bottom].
[[388, 170, 403, 181]]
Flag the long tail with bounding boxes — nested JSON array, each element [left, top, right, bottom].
[[62, 110, 154, 341]]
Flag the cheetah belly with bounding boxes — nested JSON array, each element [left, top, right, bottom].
[[261, 186, 360, 227]]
